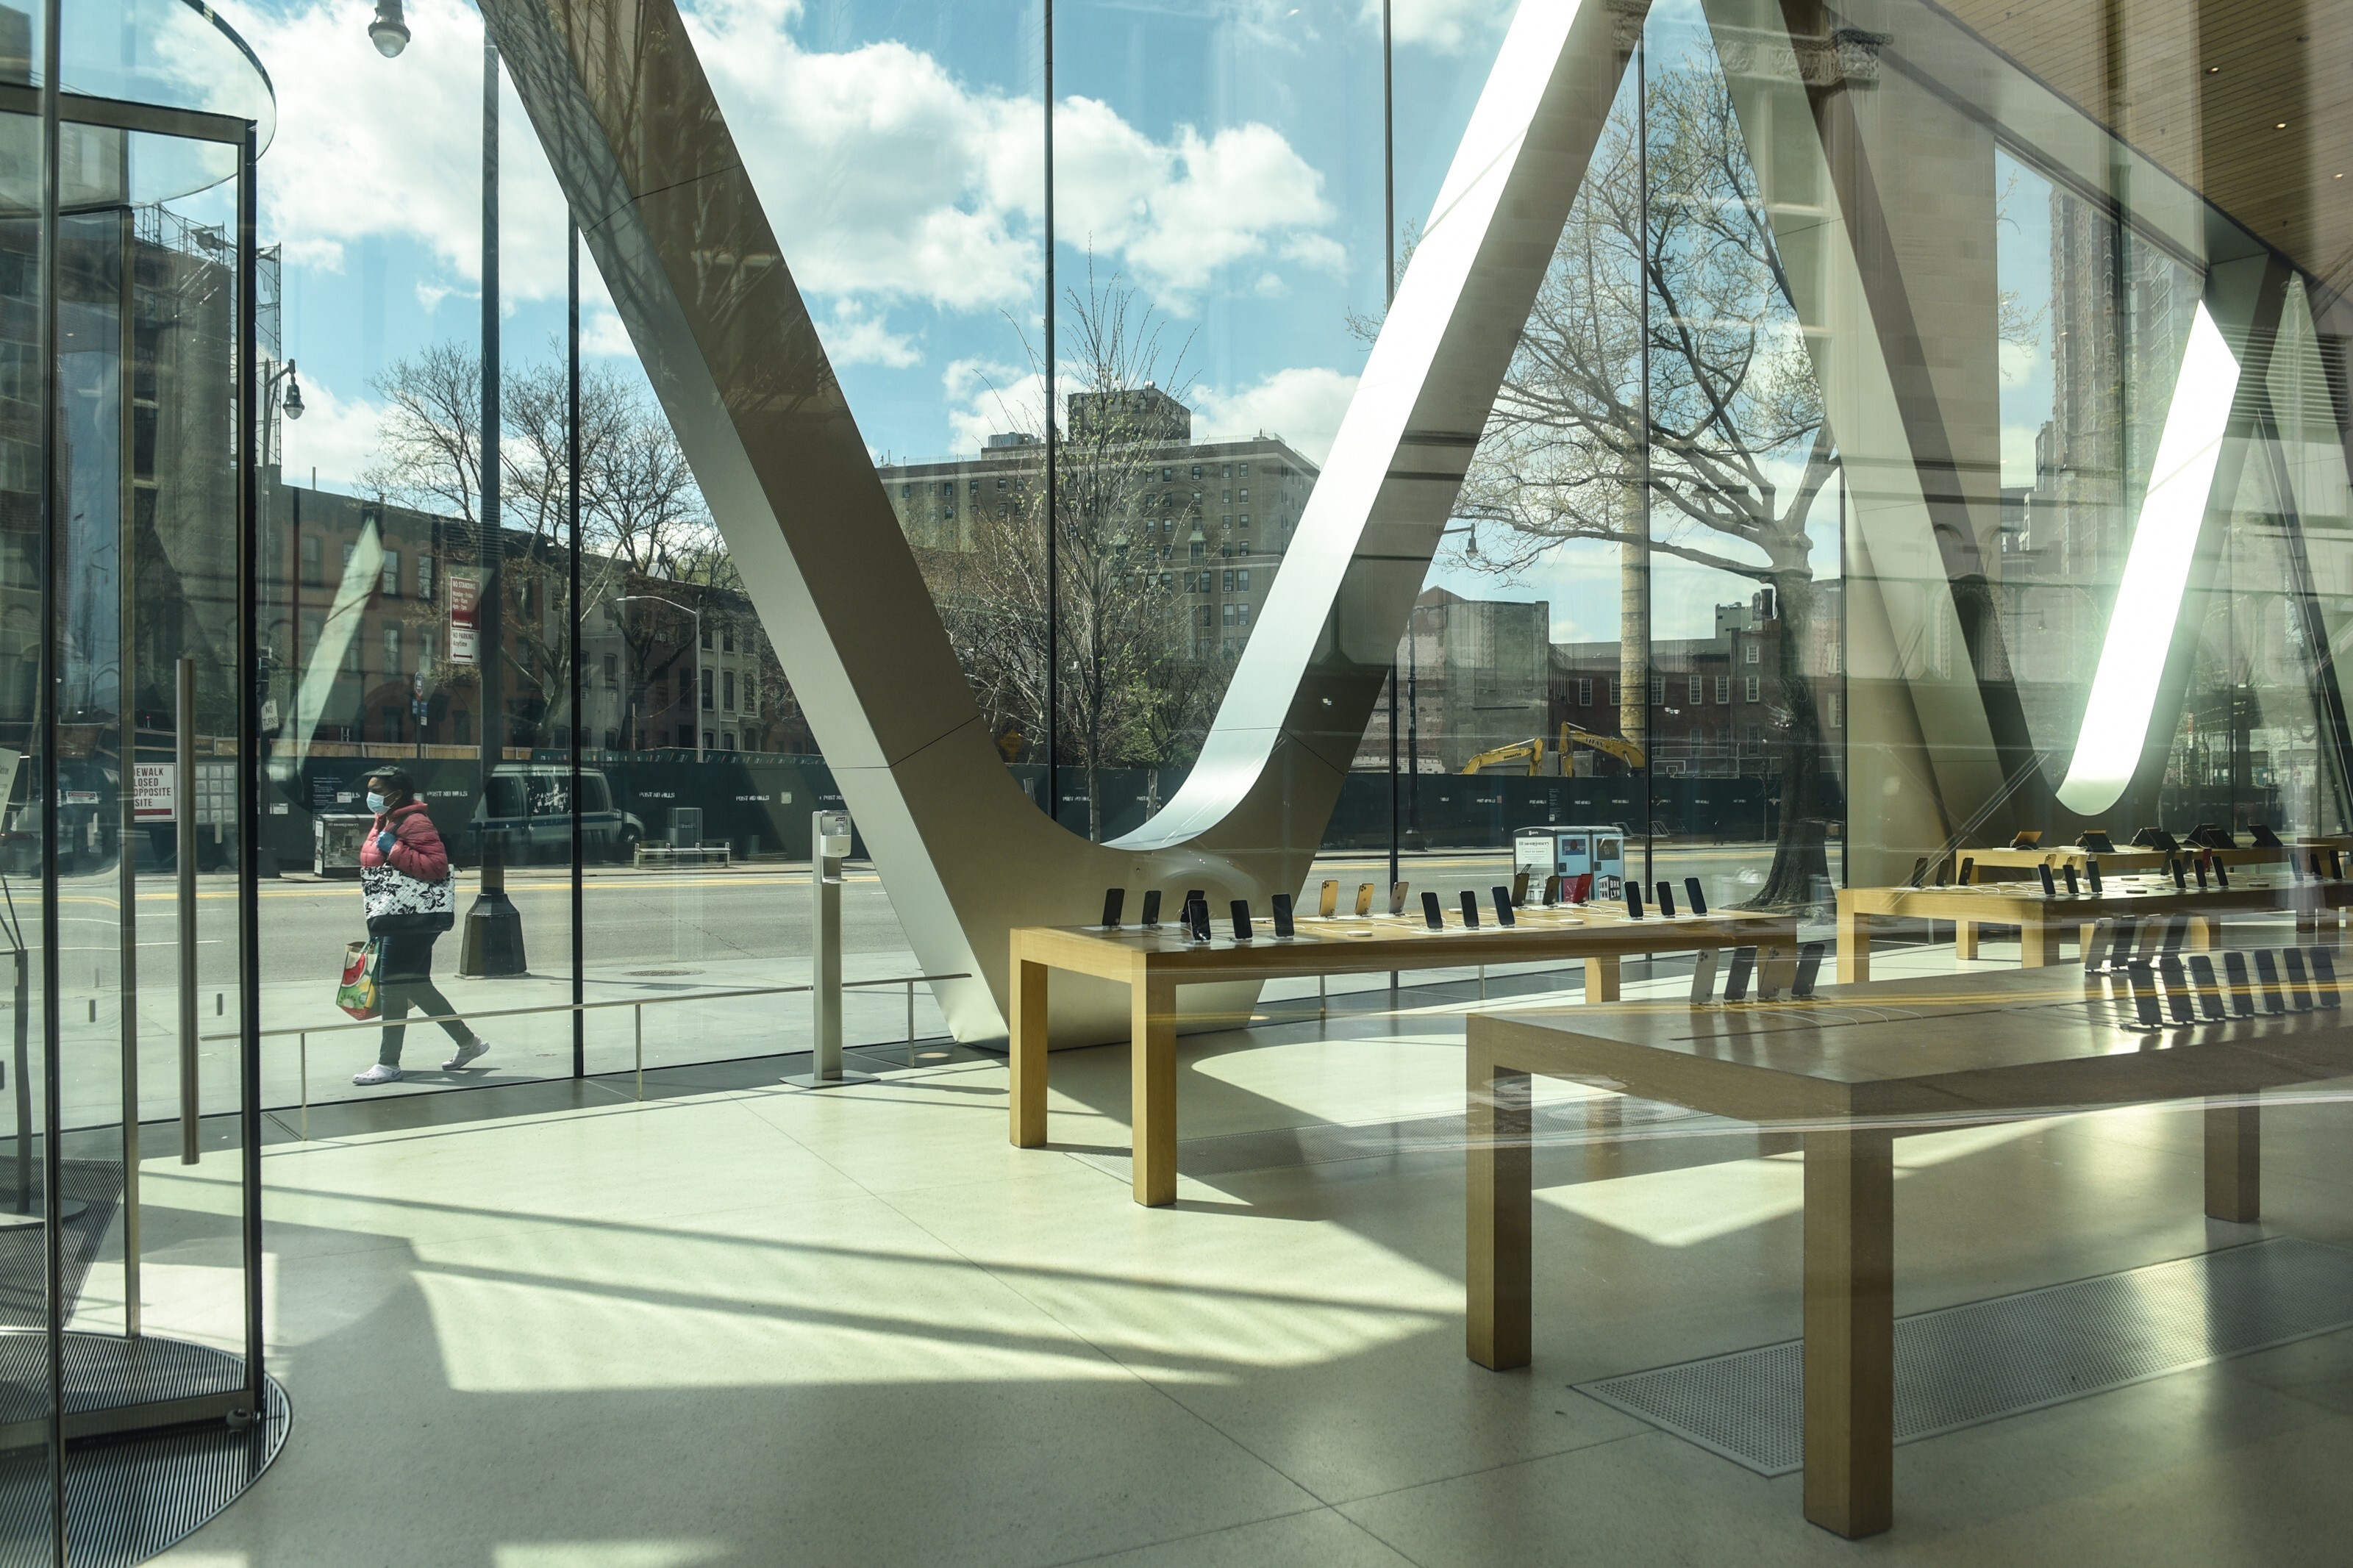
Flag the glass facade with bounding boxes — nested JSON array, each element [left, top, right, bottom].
[[10, 0, 2353, 1554]]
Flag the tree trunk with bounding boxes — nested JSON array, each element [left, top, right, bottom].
[[1749, 570, 1833, 909], [1618, 483, 1649, 765]]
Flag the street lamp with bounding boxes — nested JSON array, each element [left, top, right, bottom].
[[614, 595, 703, 762], [260, 359, 301, 467], [368, 0, 410, 57]]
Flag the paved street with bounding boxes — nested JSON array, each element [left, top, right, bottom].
[[10, 840, 1815, 1129]]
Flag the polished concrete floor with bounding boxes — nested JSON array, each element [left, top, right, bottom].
[[126, 936, 2353, 1566]]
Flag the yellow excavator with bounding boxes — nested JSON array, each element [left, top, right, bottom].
[[1459, 724, 1648, 778]]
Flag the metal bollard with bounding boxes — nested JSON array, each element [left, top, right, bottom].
[[786, 812, 874, 1089]]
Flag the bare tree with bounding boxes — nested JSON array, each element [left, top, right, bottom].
[[926, 260, 1213, 839], [368, 343, 718, 751], [1449, 57, 1839, 907]]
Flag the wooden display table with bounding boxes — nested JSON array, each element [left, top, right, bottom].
[[1962, 843, 2288, 879], [1464, 965, 2353, 1537], [1010, 903, 1800, 1206], [1836, 872, 2351, 982]]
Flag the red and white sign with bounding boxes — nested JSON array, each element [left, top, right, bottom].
[[449, 573, 480, 665], [133, 762, 175, 821]]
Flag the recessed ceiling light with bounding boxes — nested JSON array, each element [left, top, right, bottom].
[[2277, 122, 2290, 129], [2208, 65, 2220, 74]]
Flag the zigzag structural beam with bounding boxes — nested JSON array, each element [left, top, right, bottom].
[[484, 0, 1643, 1045]]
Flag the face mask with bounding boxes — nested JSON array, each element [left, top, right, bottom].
[[365, 792, 388, 814]]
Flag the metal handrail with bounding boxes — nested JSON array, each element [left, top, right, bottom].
[[201, 972, 966, 1042], [212, 970, 970, 1136]]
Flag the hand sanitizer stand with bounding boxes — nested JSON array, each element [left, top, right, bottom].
[[785, 810, 876, 1087]]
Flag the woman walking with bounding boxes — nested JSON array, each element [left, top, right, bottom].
[[351, 767, 490, 1086]]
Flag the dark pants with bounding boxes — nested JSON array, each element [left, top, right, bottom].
[[376, 932, 476, 1067]]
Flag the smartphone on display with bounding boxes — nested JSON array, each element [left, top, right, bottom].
[[1139, 889, 1163, 926], [1625, 883, 1646, 920], [1793, 941, 1825, 999], [2222, 950, 2255, 1016], [2188, 953, 2228, 1020], [1490, 887, 1515, 927], [1654, 881, 1677, 917], [1542, 875, 1562, 906], [2157, 954, 2196, 1023], [2038, 864, 2057, 897], [2062, 864, 2079, 895], [1421, 891, 1444, 930], [2253, 951, 2287, 1014], [2213, 857, 2230, 889], [1270, 892, 1295, 938], [1229, 900, 1253, 942], [2087, 856, 2104, 893], [1318, 880, 1338, 917], [1355, 884, 1376, 917], [1459, 891, 1481, 929], [1100, 888, 1124, 928], [1390, 883, 1410, 916], [1684, 877, 1707, 915], [1187, 897, 1212, 944], [1722, 946, 1754, 1001], [1957, 856, 1975, 884]]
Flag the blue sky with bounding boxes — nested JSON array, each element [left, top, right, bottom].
[[213, 0, 1825, 642]]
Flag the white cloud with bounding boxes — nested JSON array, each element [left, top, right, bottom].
[[815, 301, 920, 369], [1193, 366, 1360, 466], [224, 0, 575, 303], [685, 0, 1340, 307], [581, 307, 637, 360], [1371, 0, 1507, 53], [942, 358, 1042, 457], [276, 376, 387, 492]]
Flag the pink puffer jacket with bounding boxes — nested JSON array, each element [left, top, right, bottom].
[[360, 800, 449, 883]]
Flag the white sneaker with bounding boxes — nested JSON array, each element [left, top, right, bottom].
[[443, 1038, 490, 1071], [352, 1063, 402, 1086]]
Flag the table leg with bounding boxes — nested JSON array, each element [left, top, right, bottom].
[[2203, 1098, 2260, 1223], [1010, 956, 1049, 1148], [2188, 916, 2217, 952], [1131, 971, 1178, 1207], [1585, 954, 1621, 1003], [1468, 1047, 1532, 1370], [1804, 1125, 1895, 1539], [1583, 1092, 1622, 1184], [2021, 915, 2062, 967], [1954, 920, 1978, 961], [1837, 898, 1869, 984]]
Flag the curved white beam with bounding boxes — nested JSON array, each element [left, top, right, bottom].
[[2054, 302, 2241, 815], [484, 0, 1634, 1042]]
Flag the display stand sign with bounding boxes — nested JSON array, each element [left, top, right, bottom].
[[449, 573, 479, 665]]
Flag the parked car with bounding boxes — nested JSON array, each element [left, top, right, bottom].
[[465, 765, 643, 864]]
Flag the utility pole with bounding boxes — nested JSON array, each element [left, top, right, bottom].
[[461, 35, 526, 975]]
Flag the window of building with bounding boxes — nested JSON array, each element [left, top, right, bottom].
[[901, 484, 911, 498], [604, 729, 619, 751], [382, 706, 402, 742], [968, 479, 979, 494], [417, 644, 434, 681], [1190, 540, 1204, 559], [701, 668, 715, 709], [1649, 676, 1664, 704], [1236, 602, 1250, 626], [343, 625, 363, 674], [721, 625, 735, 653], [1746, 676, 1761, 703], [1238, 569, 1249, 590], [996, 476, 1007, 491], [1716, 675, 1730, 703], [1238, 462, 1249, 476], [1238, 488, 1248, 502], [1190, 465, 1201, 479], [384, 623, 401, 674], [300, 533, 321, 586], [1221, 543, 1233, 558], [1161, 467, 1172, 481], [340, 540, 355, 573], [603, 652, 618, 687], [1577, 678, 1592, 706], [700, 625, 713, 650], [380, 551, 400, 597], [1198, 605, 1213, 628], [1221, 569, 1235, 593], [1826, 692, 1843, 728], [1743, 641, 1760, 664], [1688, 675, 1702, 704], [723, 731, 737, 752], [1238, 514, 1249, 529], [723, 670, 736, 711], [416, 554, 434, 601], [1222, 603, 1236, 626], [1746, 723, 1763, 747]]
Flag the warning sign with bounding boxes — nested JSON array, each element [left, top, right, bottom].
[[449, 573, 479, 665], [133, 762, 175, 821]]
